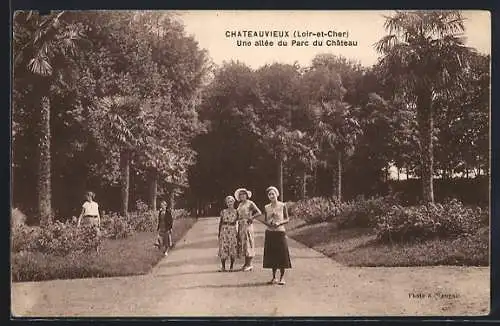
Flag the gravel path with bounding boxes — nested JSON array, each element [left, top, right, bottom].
[[11, 217, 489, 317]]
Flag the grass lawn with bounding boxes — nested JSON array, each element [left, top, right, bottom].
[[12, 217, 197, 282], [287, 218, 489, 267]]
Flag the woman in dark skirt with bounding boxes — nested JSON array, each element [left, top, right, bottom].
[[263, 186, 291, 285]]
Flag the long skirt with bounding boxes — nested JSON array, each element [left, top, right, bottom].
[[219, 225, 238, 259], [238, 221, 255, 258], [263, 230, 291, 269]]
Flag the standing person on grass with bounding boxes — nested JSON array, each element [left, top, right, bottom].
[[217, 195, 239, 272], [263, 186, 291, 285], [77, 191, 101, 253], [156, 200, 173, 256], [235, 187, 262, 271]]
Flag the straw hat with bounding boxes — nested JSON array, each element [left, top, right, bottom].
[[266, 186, 280, 198], [234, 188, 252, 200], [225, 195, 235, 202]]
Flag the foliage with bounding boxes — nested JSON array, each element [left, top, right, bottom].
[[287, 211, 488, 267], [11, 221, 100, 256], [376, 199, 487, 243], [337, 195, 399, 229], [375, 10, 476, 203], [101, 212, 135, 239], [11, 217, 198, 282], [290, 196, 342, 224], [12, 10, 489, 221], [173, 208, 190, 219]]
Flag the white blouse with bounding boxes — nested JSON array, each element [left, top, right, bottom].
[[264, 201, 288, 232], [82, 201, 99, 217]]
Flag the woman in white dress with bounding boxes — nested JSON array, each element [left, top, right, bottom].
[[234, 187, 262, 271]]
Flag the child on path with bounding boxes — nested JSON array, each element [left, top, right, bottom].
[[156, 200, 174, 256]]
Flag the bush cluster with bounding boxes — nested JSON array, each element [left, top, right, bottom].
[[337, 195, 398, 228], [290, 195, 397, 228], [290, 196, 489, 244], [376, 199, 487, 243], [11, 207, 192, 256], [290, 196, 342, 224], [12, 221, 100, 256]]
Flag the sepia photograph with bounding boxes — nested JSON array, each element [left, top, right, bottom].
[[11, 9, 491, 317]]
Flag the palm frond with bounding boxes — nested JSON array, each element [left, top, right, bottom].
[[27, 56, 52, 76]]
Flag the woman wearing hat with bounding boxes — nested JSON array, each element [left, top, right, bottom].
[[235, 187, 262, 271], [263, 186, 291, 285], [217, 195, 239, 272]]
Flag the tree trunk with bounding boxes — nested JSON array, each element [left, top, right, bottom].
[[302, 169, 307, 199], [313, 165, 318, 197], [332, 153, 342, 201], [278, 158, 284, 201], [338, 152, 342, 202], [38, 93, 52, 226], [416, 90, 435, 204], [169, 187, 176, 210], [120, 149, 130, 216], [149, 168, 158, 211]]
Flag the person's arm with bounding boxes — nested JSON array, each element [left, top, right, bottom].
[[263, 207, 274, 228], [96, 203, 101, 228], [218, 211, 223, 238], [249, 202, 262, 221], [77, 205, 85, 227], [157, 210, 162, 231], [278, 204, 290, 226]]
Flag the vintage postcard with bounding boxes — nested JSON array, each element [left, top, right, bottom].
[[11, 10, 490, 317]]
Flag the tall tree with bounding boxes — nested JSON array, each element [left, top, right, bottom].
[[375, 10, 474, 203], [300, 61, 362, 201], [13, 11, 84, 225]]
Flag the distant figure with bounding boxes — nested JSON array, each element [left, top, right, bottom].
[[217, 195, 238, 272], [156, 200, 173, 256], [262, 186, 291, 285], [77, 191, 101, 253], [235, 187, 262, 271]]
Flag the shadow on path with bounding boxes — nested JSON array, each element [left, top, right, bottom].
[[173, 238, 219, 250], [178, 281, 271, 290], [155, 270, 221, 278], [157, 256, 220, 268]]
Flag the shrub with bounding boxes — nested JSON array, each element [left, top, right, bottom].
[[290, 195, 398, 228], [173, 208, 190, 219], [290, 196, 342, 224], [449, 226, 489, 265], [337, 195, 398, 229], [127, 210, 157, 232], [11, 208, 27, 227], [376, 199, 487, 243], [135, 199, 149, 213], [11, 221, 100, 256], [101, 212, 134, 239]]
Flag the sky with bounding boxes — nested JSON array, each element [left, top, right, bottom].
[[177, 10, 491, 69]]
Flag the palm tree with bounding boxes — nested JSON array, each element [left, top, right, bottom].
[[315, 101, 362, 201], [13, 11, 83, 225], [90, 96, 139, 216], [375, 10, 474, 204]]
